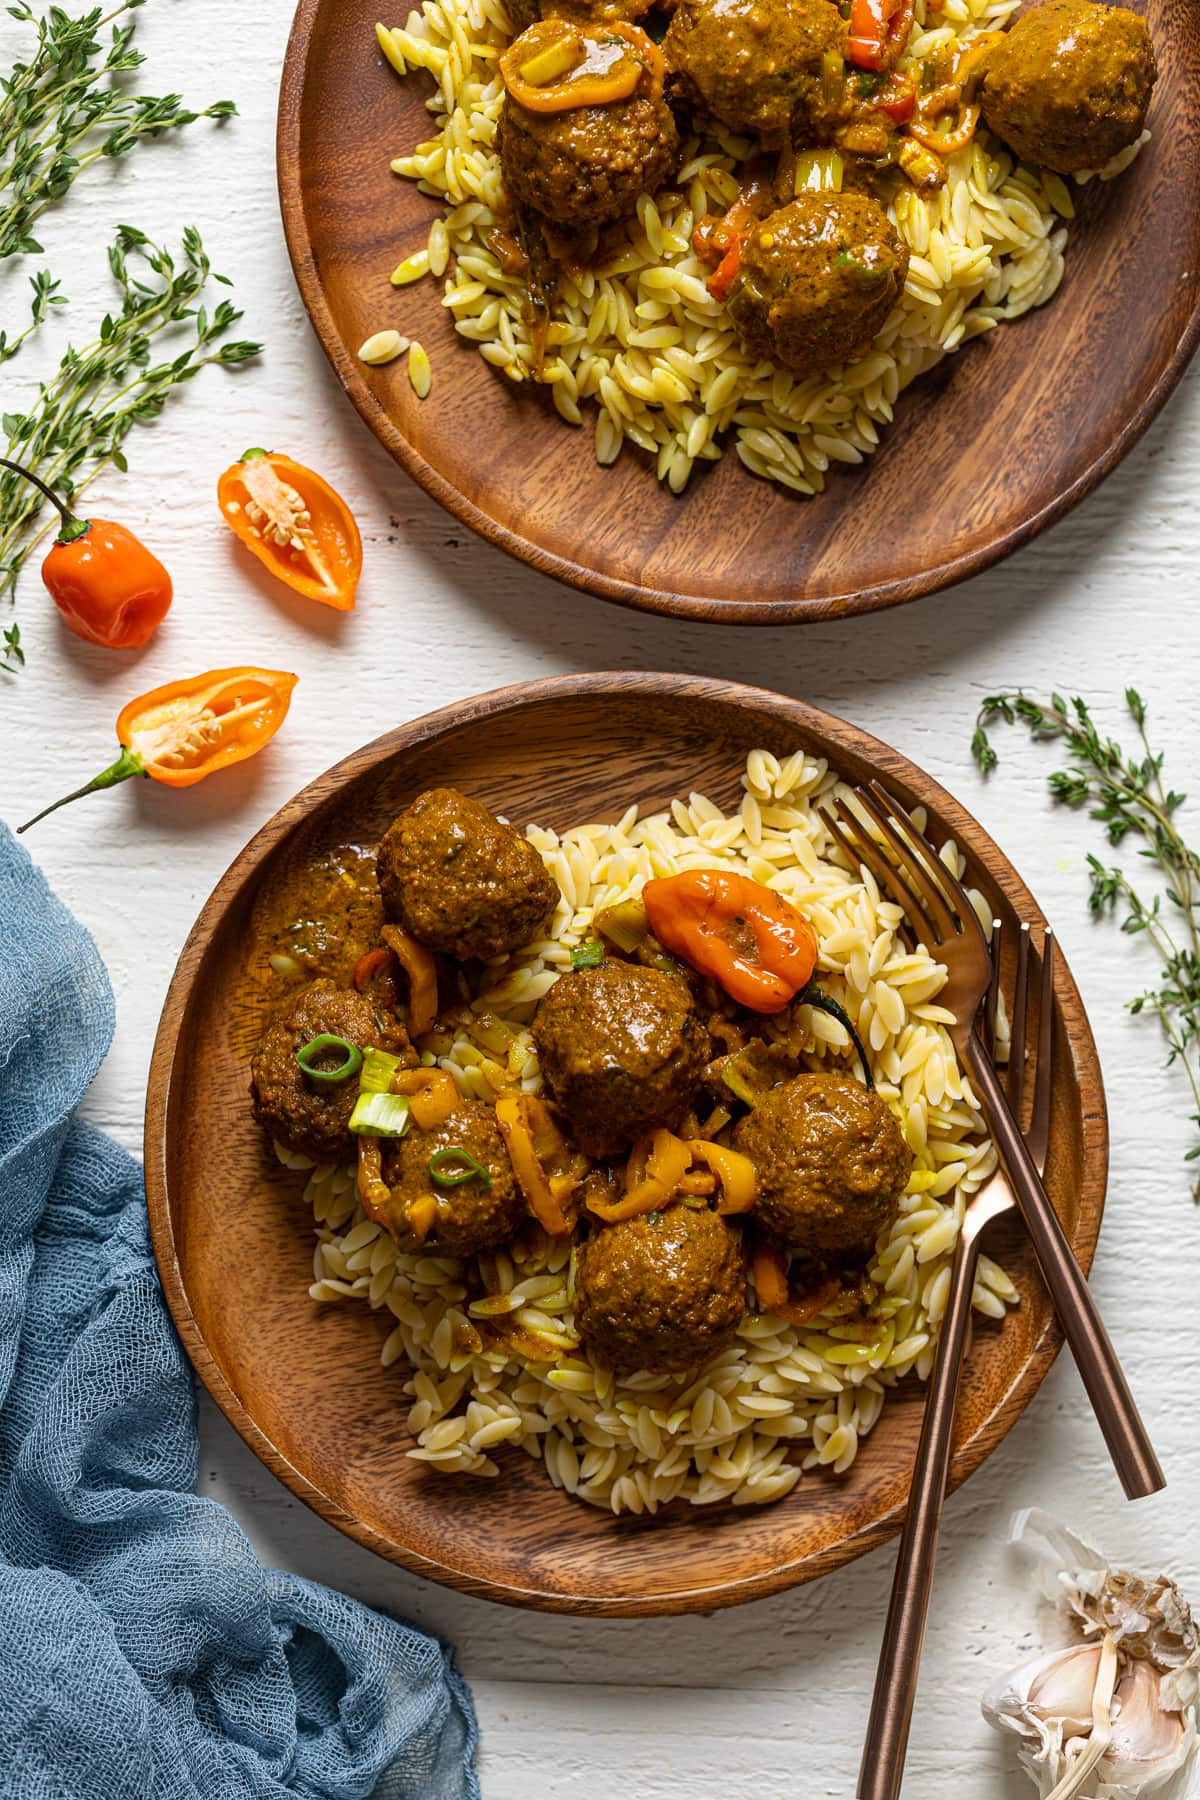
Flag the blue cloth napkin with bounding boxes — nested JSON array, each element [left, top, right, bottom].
[[0, 825, 479, 1800]]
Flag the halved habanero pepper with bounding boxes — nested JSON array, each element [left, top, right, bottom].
[[218, 448, 362, 611], [642, 869, 819, 1014], [18, 666, 298, 832]]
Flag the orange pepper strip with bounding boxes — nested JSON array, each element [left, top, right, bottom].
[[642, 869, 819, 1014], [752, 1240, 842, 1325], [495, 1093, 572, 1235], [218, 448, 362, 611], [18, 666, 298, 834], [380, 924, 438, 1038], [500, 21, 663, 114], [687, 1141, 757, 1214], [356, 1138, 392, 1221], [406, 1195, 440, 1241], [587, 1128, 693, 1223], [390, 1067, 460, 1130]]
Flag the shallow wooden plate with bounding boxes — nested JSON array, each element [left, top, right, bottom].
[[145, 674, 1106, 1615], [277, 0, 1200, 624]]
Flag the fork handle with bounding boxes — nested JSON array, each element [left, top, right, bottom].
[[857, 1227, 982, 1800], [965, 1041, 1165, 1501]]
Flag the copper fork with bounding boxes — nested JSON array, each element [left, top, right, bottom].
[[824, 781, 1163, 1501], [854, 920, 1050, 1800]]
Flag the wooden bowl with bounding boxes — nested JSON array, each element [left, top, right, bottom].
[[277, 0, 1200, 625], [144, 674, 1106, 1615]]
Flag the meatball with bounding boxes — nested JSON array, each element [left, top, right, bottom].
[[733, 1073, 911, 1256], [500, 88, 679, 230], [507, 0, 649, 31], [665, 0, 848, 147], [381, 1099, 526, 1255], [727, 193, 908, 378], [574, 1203, 747, 1370], [250, 979, 414, 1164], [980, 0, 1156, 174], [532, 961, 711, 1157], [377, 787, 557, 962]]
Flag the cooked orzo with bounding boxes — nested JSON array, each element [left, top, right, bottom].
[[278, 748, 1018, 1515], [372, 0, 1150, 495]]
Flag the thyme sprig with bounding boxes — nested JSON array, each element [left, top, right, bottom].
[[974, 689, 1200, 1189], [0, 1, 236, 261], [0, 223, 261, 627]]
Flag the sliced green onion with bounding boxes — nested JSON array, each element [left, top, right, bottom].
[[349, 1092, 412, 1138], [360, 1047, 405, 1094], [295, 1034, 363, 1085], [571, 939, 605, 969], [428, 1146, 492, 1188], [794, 149, 844, 194]]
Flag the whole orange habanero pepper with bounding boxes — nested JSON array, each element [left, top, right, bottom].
[[642, 869, 819, 1012], [0, 456, 172, 649], [218, 448, 362, 611], [19, 667, 298, 832]]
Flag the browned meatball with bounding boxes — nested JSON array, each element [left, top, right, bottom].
[[733, 1073, 911, 1256], [665, 0, 848, 147], [377, 787, 557, 962], [574, 1203, 747, 1369], [507, 0, 649, 31], [500, 88, 679, 230], [981, 0, 1156, 175], [250, 980, 414, 1164], [532, 961, 711, 1157], [727, 193, 908, 378], [381, 1099, 526, 1255]]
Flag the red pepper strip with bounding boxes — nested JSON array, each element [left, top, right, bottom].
[[353, 947, 400, 1009], [707, 235, 744, 304], [874, 71, 915, 124], [0, 455, 172, 650], [642, 869, 819, 1014], [218, 448, 362, 611], [848, 0, 912, 71], [18, 667, 298, 833]]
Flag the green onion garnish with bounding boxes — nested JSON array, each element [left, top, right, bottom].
[[295, 1034, 363, 1085], [360, 1047, 405, 1094], [571, 939, 605, 969], [427, 1146, 492, 1188], [348, 1092, 411, 1138]]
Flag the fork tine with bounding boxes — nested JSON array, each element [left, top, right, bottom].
[[864, 781, 991, 953], [852, 785, 956, 946], [1026, 930, 1055, 1171], [984, 916, 1003, 1057], [1007, 923, 1032, 1124], [826, 799, 929, 948]]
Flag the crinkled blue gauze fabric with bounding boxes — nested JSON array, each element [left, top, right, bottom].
[[0, 826, 480, 1800]]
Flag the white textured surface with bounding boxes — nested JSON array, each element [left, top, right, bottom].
[[1, 4, 1198, 1795]]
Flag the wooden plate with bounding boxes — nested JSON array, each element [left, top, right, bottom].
[[277, 0, 1200, 624], [145, 673, 1106, 1615]]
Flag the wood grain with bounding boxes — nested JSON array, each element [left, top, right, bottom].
[[275, 0, 1200, 625], [143, 672, 1108, 1615]]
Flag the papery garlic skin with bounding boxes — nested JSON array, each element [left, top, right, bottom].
[[981, 1514, 1200, 1800]]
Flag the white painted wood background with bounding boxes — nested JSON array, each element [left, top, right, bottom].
[[1, 4, 1197, 1795]]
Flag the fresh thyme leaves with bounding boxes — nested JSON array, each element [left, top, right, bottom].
[[0, 1, 236, 261], [3, 622, 23, 666], [974, 689, 1200, 1189], [0, 224, 261, 632], [0, 267, 66, 363]]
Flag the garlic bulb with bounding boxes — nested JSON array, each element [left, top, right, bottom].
[[982, 1512, 1199, 1800]]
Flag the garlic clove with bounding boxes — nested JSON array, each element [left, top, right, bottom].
[[1029, 1644, 1108, 1738], [1105, 1660, 1189, 1774]]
